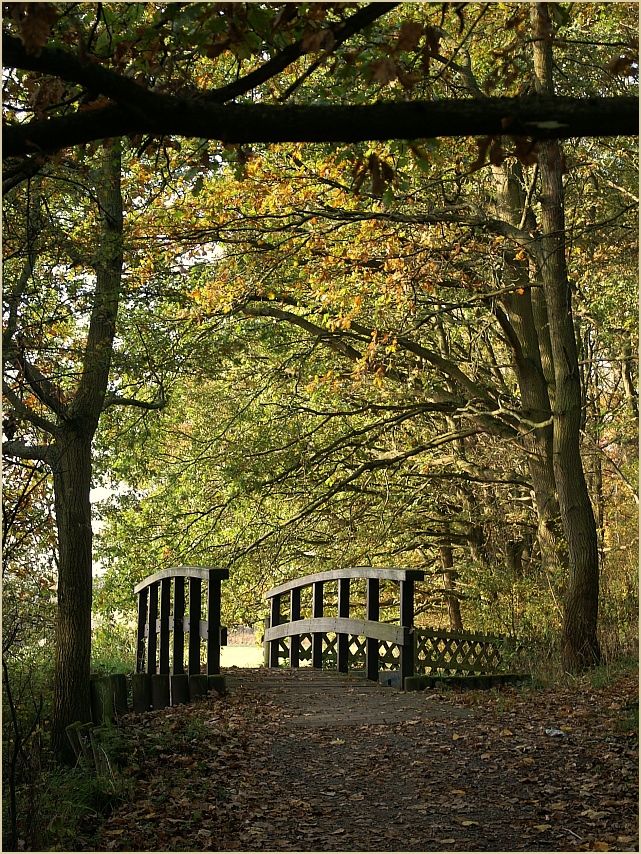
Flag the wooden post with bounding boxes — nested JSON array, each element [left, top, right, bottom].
[[263, 616, 270, 667], [366, 577, 380, 681], [90, 677, 114, 725], [312, 581, 324, 669], [269, 593, 281, 668], [159, 577, 171, 674], [290, 587, 301, 668], [337, 578, 350, 673], [147, 582, 159, 675], [136, 586, 148, 673], [111, 673, 128, 716], [188, 577, 202, 676], [132, 673, 151, 712], [207, 572, 222, 675], [173, 576, 185, 674], [399, 577, 415, 687], [151, 674, 170, 710], [170, 673, 190, 706]]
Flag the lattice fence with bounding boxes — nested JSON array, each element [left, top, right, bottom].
[[275, 628, 513, 676], [414, 628, 509, 674], [280, 633, 401, 669]]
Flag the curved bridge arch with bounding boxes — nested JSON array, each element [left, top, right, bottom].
[[264, 566, 425, 685]]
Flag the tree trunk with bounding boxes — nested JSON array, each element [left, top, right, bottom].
[[49, 146, 124, 760], [491, 161, 568, 579], [436, 511, 464, 632], [49, 426, 95, 762], [439, 543, 464, 632], [531, 3, 600, 671]]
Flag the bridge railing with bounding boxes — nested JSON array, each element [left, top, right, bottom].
[[133, 566, 228, 710], [414, 627, 513, 674], [264, 567, 425, 685]]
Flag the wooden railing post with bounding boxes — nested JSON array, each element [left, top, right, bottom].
[[312, 581, 324, 669], [337, 578, 350, 673], [147, 582, 159, 675], [188, 577, 202, 676], [159, 577, 171, 674], [269, 593, 281, 667], [207, 571, 223, 675], [399, 577, 415, 687], [136, 586, 148, 673], [173, 577, 185, 674], [134, 566, 228, 710], [366, 578, 380, 681], [290, 587, 301, 668]]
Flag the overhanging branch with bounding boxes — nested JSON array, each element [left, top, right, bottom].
[[4, 95, 637, 159]]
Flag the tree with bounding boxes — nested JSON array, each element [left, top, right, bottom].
[[2, 145, 168, 760], [2, 6, 637, 767], [95, 1, 634, 667]]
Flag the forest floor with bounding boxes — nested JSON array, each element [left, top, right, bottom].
[[88, 665, 638, 853]]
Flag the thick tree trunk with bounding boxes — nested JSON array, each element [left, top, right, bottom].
[[49, 426, 95, 762], [491, 162, 568, 579], [531, 3, 600, 671], [49, 146, 124, 760]]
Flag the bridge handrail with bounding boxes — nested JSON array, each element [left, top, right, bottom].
[[265, 617, 409, 647], [134, 565, 229, 594], [265, 566, 424, 599]]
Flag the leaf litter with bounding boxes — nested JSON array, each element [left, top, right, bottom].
[[86, 667, 637, 852]]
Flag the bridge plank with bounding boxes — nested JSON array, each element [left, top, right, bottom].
[[265, 617, 409, 646], [265, 567, 424, 598]]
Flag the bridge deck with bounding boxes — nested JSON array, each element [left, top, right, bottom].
[[223, 667, 471, 727]]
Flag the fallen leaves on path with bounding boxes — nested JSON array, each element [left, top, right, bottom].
[[87, 667, 638, 852]]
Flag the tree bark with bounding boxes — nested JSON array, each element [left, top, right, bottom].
[[48, 146, 124, 760], [531, 3, 600, 670], [49, 427, 94, 762], [491, 161, 568, 579], [4, 91, 637, 159], [439, 543, 464, 632]]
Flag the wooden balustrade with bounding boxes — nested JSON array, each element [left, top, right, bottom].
[[264, 567, 425, 685], [133, 566, 228, 710]]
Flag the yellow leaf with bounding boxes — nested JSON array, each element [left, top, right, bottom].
[[534, 824, 552, 832], [452, 732, 462, 740], [450, 789, 466, 795], [593, 843, 612, 852], [500, 728, 513, 736], [461, 820, 479, 827]]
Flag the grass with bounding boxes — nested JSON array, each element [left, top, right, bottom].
[[220, 644, 264, 668]]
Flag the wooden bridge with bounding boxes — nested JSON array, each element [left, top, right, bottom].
[[105, 564, 520, 717]]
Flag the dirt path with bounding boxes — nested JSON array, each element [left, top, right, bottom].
[[226, 667, 472, 726], [93, 666, 638, 852]]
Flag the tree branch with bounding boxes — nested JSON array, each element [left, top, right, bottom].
[[2, 439, 50, 462], [101, 392, 165, 412], [206, 3, 400, 103], [4, 95, 637, 160], [2, 382, 58, 434], [8, 357, 69, 421]]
